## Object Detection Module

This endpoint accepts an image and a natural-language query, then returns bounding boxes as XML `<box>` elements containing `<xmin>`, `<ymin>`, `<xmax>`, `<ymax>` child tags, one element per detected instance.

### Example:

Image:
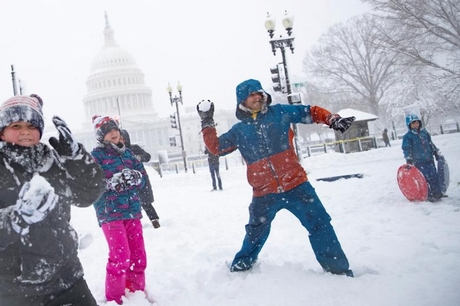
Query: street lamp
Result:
<box><xmin>265</xmin><ymin>11</ymin><xmax>295</xmax><ymax>101</ymax></box>
<box><xmin>264</xmin><ymin>11</ymin><xmax>302</xmax><ymax>159</ymax></box>
<box><xmin>167</xmin><ymin>82</ymin><xmax>188</xmax><ymax>173</ymax></box>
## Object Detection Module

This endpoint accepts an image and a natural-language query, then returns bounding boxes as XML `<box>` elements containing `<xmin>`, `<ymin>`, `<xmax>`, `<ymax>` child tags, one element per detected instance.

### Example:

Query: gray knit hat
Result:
<box><xmin>0</xmin><ymin>94</ymin><xmax>44</xmax><ymax>138</ymax></box>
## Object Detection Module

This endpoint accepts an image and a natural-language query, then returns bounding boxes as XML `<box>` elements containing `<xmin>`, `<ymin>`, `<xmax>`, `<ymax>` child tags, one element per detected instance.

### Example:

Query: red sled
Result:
<box><xmin>397</xmin><ymin>164</ymin><xmax>428</xmax><ymax>202</ymax></box>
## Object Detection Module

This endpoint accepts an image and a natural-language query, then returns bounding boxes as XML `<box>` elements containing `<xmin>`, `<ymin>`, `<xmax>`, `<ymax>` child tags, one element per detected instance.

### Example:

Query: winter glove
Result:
<box><xmin>121</xmin><ymin>168</ymin><xmax>143</xmax><ymax>187</ymax></box>
<box><xmin>108</xmin><ymin>173</ymin><xmax>128</xmax><ymax>192</ymax></box>
<box><xmin>406</xmin><ymin>158</ymin><xmax>413</xmax><ymax>165</ymax></box>
<box><xmin>49</xmin><ymin>116</ymin><xmax>80</xmax><ymax>159</ymax></box>
<box><xmin>328</xmin><ymin>114</ymin><xmax>356</xmax><ymax>133</ymax></box>
<box><xmin>197</xmin><ymin>100</ymin><xmax>215</xmax><ymax>129</ymax></box>
<box><xmin>151</xmin><ymin>219</ymin><xmax>161</xmax><ymax>229</ymax></box>
<box><xmin>434</xmin><ymin>151</ymin><xmax>444</xmax><ymax>161</ymax></box>
<box><xmin>11</xmin><ymin>176</ymin><xmax>59</xmax><ymax>235</ymax></box>
<box><xmin>108</xmin><ymin>169</ymin><xmax>142</xmax><ymax>192</ymax></box>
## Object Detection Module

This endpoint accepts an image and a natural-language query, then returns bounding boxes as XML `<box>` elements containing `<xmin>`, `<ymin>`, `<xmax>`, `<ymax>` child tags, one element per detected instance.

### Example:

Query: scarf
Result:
<box><xmin>97</xmin><ymin>141</ymin><xmax>126</xmax><ymax>155</ymax></box>
<box><xmin>0</xmin><ymin>142</ymin><xmax>55</xmax><ymax>173</ymax></box>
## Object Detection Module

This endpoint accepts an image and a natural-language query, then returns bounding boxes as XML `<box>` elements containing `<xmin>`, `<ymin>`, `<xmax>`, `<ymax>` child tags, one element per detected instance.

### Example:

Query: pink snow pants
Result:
<box><xmin>101</xmin><ymin>219</ymin><xmax>147</xmax><ymax>304</ymax></box>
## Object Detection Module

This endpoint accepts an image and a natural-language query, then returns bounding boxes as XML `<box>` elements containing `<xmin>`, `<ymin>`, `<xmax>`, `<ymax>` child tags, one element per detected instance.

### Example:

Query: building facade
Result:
<box><xmin>73</xmin><ymin>13</ymin><xmax>238</xmax><ymax>163</ymax></box>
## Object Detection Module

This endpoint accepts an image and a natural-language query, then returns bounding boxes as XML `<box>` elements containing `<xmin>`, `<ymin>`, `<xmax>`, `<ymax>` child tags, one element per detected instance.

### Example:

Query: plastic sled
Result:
<box><xmin>397</xmin><ymin>164</ymin><xmax>428</xmax><ymax>202</ymax></box>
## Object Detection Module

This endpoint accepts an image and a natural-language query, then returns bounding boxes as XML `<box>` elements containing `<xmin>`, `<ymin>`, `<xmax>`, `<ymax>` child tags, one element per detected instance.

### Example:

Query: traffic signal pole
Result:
<box><xmin>268</xmin><ymin>43</ymin><xmax>301</xmax><ymax>160</ymax></box>
<box><xmin>265</xmin><ymin>11</ymin><xmax>301</xmax><ymax>160</ymax></box>
<box><xmin>167</xmin><ymin>82</ymin><xmax>188</xmax><ymax>173</ymax></box>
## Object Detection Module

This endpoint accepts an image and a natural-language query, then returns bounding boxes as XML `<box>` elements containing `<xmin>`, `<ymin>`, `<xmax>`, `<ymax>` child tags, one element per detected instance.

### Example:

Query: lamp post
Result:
<box><xmin>11</xmin><ymin>65</ymin><xmax>18</xmax><ymax>95</ymax></box>
<box><xmin>264</xmin><ymin>11</ymin><xmax>302</xmax><ymax>160</ymax></box>
<box><xmin>167</xmin><ymin>82</ymin><xmax>188</xmax><ymax>173</ymax></box>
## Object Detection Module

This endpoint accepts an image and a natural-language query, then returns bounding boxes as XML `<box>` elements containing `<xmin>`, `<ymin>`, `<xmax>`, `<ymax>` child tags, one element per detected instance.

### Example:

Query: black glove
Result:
<box><xmin>11</xmin><ymin>177</ymin><xmax>58</xmax><ymax>235</ymax></box>
<box><xmin>49</xmin><ymin>116</ymin><xmax>80</xmax><ymax>159</ymax></box>
<box><xmin>197</xmin><ymin>100</ymin><xmax>215</xmax><ymax>129</ymax></box>
<box><xmin>434</xmin><ymin>151</ymin><xmax>444</xmax><ymax>161</ymax></box>
<box><xmin>406</xmin><ymin>158</ymin><xmax>413</xmax><ymax>165</ymax></box>
<box><xmin>328</xmin><ymin>114</ymin><xmax>356</xmax><ymax>133</ymax></box>
<box><xmin>151</xmin><ymin>219</ymin><xmax>161</xmax><ymax>229</ymax></box>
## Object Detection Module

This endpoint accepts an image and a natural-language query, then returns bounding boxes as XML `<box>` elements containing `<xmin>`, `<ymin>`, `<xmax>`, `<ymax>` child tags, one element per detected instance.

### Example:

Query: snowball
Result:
<box><xmin>198</xmin><ymin>100</ymin><xmax>212</xmax><ymax>112</ymax></box>
<box><xmin>24</xmin><ymin>175</ymin><xmax>54</xmax><ymax>201</ymax></box>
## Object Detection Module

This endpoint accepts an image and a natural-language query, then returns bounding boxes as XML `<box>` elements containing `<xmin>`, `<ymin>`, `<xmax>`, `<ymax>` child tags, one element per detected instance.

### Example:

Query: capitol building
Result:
<box><xmin>73</xmin><ymin>13</ymin><xmax>237</xmax><ymax>164</ymax></box>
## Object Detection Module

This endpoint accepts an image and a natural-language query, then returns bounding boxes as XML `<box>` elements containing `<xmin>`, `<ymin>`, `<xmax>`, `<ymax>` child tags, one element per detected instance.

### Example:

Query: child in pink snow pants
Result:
<box><xmin>102</xmin><ymin>219</ymin><xmax>147</xmax><ymax>302</ymax></box>
<box><xmin>90</xmin><ymin>115</ymin><xmax>150</xmax><ymax>304</ymax></box>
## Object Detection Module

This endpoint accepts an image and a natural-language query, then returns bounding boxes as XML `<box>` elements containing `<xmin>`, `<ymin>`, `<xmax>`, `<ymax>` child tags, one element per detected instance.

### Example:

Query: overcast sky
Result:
<box><xmin>0</xmin><ymin>0</ymin><xmax>370</xmax><ymax>130</ymax></box>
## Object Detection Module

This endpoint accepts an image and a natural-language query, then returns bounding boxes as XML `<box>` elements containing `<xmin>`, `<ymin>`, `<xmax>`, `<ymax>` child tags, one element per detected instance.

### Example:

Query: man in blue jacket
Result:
<box><xmin>197</xmin><ymin>79</ymin><xmax>355</xmax><ymax>277</ymax></box>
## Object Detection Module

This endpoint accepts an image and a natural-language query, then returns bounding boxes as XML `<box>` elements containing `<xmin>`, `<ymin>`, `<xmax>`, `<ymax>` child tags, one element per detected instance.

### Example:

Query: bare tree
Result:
<box><xmin>362</xmin><ymin>0</ymin><xmax>460</xmax><ymax>107</ymax></box>
<box><xmin>303</xmin><ymin>14</ymin><xmax>404</xmax><ymax>116</ymax></box>
<box><xmin>381</xmin><ymin>65</ymin><xmax>447</xmax><ymax>127</ymax></box>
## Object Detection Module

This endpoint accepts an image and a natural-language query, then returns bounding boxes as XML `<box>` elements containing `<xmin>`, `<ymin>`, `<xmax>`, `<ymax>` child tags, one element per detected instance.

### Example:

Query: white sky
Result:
<box><xmin>0</xmin><ymin>0</ymin><xmax>370</xmax><ymax>129</ymax></box>
<box><xmin>72</xmin><ymin>133</ymin><xmax>460</xmax><ymax>305</ymax></box>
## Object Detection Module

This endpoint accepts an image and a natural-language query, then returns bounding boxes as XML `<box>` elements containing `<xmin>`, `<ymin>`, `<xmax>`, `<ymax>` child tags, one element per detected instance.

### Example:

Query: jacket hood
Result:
<box><xmin>235</xmin><ymin>79</ymin><xmax>272</xmax><ymax>121</ymax></box>
<box><xmin>120</xmin><ymin>129</ymin><xmax>131</xmax><ymax>147</ymax></box>
<box><xmin>405</xmin><ymin>114</ymin><xmax>422</xmax><ymax>130</ymax></box>
<box><xmin>236</xmin><ymin>79</ymin><xmax>272</xmax><ymax>106</ymax></box>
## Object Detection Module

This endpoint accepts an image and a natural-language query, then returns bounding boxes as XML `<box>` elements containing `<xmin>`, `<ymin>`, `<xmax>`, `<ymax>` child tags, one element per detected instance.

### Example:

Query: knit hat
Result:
<box><xmin>0</xmin><ymin>94</ymin><xmax>45</xmax><ymax>138</ymax></box>
<box><xmin>92</xmin><ymin>115</ymin><xmax>119</xmax><ymax>142</ymax></box>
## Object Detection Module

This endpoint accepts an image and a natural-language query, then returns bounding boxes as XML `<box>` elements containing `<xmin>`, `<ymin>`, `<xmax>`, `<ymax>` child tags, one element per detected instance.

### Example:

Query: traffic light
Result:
<box><xmin>169</xmin><ymin>136</ymin><xmax>177</xmax><ymax>146</ymax></box>
<box><xmin>270</xmin><ymin>66</ymin><xmax>282</xmax><ymax>92</ymax></box>
<box><xmin>170</xmin><ymin>113</ymin><xmax>177</xmax><ymax>129</ymax></box>
<box><xmin>270</xmin><ymin>63</ymin><xmax>287</xmax><ymax>93</ymax></box>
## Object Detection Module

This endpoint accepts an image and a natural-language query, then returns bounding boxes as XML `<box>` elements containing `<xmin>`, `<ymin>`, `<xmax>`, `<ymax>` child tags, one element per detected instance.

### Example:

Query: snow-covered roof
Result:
<box><xmin>338</xmin><ymin>108</ymin><xmax>378</xmax><ymax>122</ymax></box>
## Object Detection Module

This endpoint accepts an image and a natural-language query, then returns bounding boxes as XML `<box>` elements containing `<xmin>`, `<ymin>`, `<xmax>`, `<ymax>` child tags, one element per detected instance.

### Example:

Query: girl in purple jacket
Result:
<box><xmin>90</xmin><ymin>115</ymin><xmax>148</xmax><ymax>305</ymax></box>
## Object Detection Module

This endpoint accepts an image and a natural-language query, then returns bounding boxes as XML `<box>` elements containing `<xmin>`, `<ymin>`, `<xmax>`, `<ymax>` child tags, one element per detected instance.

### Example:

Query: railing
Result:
<box><xmin>303</xmin><ymin>136</ymin><xmax>378</xmax><ymax>157</ymax></box>
<box><xmin>146</xmin><ymin>136</ymin><xmax>381</xmax><ymax>176</ymax></box>
<box><xmin>440</xmin><ymin>122</ymin><xmax>460</xmax><ymax>134</ymax></box>
<box><xmin>146</xmin><ymin>154</ymin><xmax>245</xmax><ymax>178</ymax></box>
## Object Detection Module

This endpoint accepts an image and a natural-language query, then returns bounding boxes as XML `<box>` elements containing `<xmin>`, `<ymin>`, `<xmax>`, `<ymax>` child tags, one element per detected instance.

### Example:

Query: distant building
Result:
<box><xmin>73</xmin><ymin>13</ymin><xmax>237</xmax><ymax>162</ymax></box>
<box><xmin>335</xmin><ymin>108</ymin><xmax>378</xmax><ymax>152</ymax></box>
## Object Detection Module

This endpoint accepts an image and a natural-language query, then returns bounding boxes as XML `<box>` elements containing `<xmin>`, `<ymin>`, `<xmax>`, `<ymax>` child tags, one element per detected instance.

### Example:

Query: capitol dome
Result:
<box><xmin>83</xmin><ymin>12</ymin><xmax>157</xmax><ymax>124</ymax></box>
<box><xmin>90</xmin><ymin>45</ymin><xmax>137</xmax><ymax>72</ymax></box>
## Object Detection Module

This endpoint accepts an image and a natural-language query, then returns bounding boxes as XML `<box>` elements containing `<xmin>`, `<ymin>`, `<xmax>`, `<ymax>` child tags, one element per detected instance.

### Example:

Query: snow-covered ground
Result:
<box><xmin>72</xmin><ymin>133</ymin><xmax>460</xmax><ymax>306</ymax></box>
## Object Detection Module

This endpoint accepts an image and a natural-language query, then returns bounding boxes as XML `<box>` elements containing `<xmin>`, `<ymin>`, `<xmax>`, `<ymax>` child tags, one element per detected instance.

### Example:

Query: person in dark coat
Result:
<box><xmin>0</xmin><ymin>94</ymin><xmax>105</xmax><ymax>306</ymax></box>
<box><xmin>402</xmin><ymin>114</ymin><xmax>444</xmax><ymax>202</ymax></box>
<box><xmin>197</xmin><ymin>79</ymin><xmax>355</xmax><ymax>276</ymax></box>
<box><xmin>120</xmin><ymin>129</ymin><xmax>160</xmax><ymax>228</ymax></box>
<box><xmin>205</xmin><ymin>148</ymin><xmax>223</xmax><ymax>191</ymax></box>
<box><xmin>382</xmin><ymin>128</ymin><xmax>391</xmax><ymax>147</ymax></box>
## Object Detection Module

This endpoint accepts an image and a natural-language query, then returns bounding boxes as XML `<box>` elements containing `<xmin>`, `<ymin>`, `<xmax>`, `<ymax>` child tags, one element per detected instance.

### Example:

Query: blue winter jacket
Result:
<box><xmin>203</xmin><ymin>79</ymin><xmax>333</xmax><ymax>197</ymax></box>
<box><xmin>91</xmin><ymin>143</ymin><xmax>146</xmax><ymax>226</ymax></box>
<box><xmin>402</xmin><ymin>114</ymin><xmax>438</xmax><ymax>163</ymax></box>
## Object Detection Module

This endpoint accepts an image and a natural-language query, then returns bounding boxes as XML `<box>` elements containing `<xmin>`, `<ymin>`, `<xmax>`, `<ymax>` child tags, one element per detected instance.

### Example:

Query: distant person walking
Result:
<box><xmin>205</xmin><ymin>148</ymin><xmax>223</xmax><ymax>191</ymax></box>
<box><xmin>382</xmin><ymin>128</ymin><xmax>391</xmax><ymax>147</ymax></box>
<box><xmin>120</xmin><ymin>129</ymin><xmax>160</xmax><ymax>228</ymax></box>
